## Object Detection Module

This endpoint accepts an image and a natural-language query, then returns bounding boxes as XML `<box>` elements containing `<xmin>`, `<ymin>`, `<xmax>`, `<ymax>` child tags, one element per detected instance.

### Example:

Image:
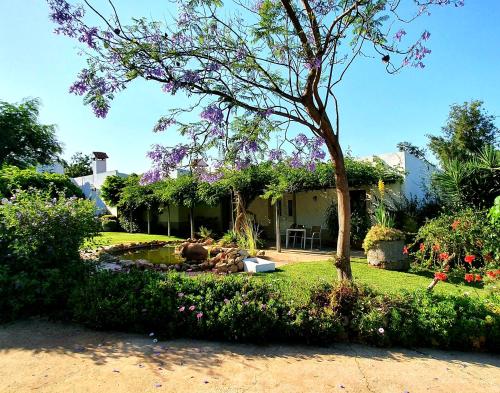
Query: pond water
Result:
<box><xmin>119</xmin><ymin>246</ymin><xmax>183</xmax><ymax>265</ymax></box>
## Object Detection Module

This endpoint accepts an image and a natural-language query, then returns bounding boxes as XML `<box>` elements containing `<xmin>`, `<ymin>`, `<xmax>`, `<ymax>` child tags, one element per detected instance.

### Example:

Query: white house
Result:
<box><xmin>360</xmin><ymin>151</ymin><xmax>436</xmax><ymax>202</ymax></box>
<box><xmin>71</xmin><ymin>152</ymin><xmax>128</xmax><ymax>215</ymax></box>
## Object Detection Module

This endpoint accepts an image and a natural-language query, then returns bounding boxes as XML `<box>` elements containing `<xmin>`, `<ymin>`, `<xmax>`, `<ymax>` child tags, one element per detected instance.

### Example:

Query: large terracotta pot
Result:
<box><xmin>367</xmin><ymin>240</ymin><xmax>409</xmax><ymax>271</ymax></box>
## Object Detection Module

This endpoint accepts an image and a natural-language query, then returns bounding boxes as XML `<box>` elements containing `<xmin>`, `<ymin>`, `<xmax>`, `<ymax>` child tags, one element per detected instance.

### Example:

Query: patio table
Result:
<box><xmin>285</xmin><ymin>228</ymin><xmax>306</xmax><ymax>249</ymax></box>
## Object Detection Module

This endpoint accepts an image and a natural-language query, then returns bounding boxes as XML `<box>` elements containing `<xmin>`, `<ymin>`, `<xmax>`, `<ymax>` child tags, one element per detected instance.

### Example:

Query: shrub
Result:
<box><xmin>414</xmin><ymin>209</ymin><xmax>498</xmax><ymax>269</ymax></box>
<box><xmin>68</xmin><ymin>271</ymin><xmax>500</xmax><ymax>351</ymax></box>
<box><xmin>118</xmin><ymin>214</ymin><xmax>140</xmax><ymax>233</ymax></box>
<box><xmin>100</xmin><ymin>214</ymin><xmax>119</xmax><ymax>231</ymax></box>
<box><xmin>362</xmin><ymin>225</ymin><xmax>405</xmax><ymax>253</ymax></box>
<box><xmin>0</xmin><ymin>191</ymin><xmax>100</xmax><ymax>320</ymax></box>
<box><xmin>0</xmin><ymin>165</ymin><xmax>83</xmax><ymax>198</ymax></box>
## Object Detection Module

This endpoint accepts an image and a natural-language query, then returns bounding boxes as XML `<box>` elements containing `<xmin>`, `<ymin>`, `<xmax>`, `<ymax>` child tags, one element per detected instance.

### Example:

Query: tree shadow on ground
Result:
<box><xmin>0</xmin><ymin>319</ymin><xmax>498</xmax><ymax>376</ymax></box>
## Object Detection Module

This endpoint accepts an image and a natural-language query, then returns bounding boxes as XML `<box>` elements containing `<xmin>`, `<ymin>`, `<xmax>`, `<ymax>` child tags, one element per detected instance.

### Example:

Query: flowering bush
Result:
<box><xmin>414</xmin><ymin>209</ymin><xmax>499</xmax><ymax>268</ymax></box>
<box><xmin>69</xmin><ymin>270</ymin><xmax>500</xmax><ymax>351</ymax></box>
<box><xmin>0</xmin><ymin>191</ymin><xmax>99</xmax><ymax>320</ymax></box>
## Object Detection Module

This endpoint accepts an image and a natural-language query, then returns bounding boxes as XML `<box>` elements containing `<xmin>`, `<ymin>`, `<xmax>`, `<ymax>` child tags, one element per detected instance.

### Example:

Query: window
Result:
<box><xmin>287</xmin><ymin>199</ymin><xmax>293</xmax><ymax>217</ymax></box>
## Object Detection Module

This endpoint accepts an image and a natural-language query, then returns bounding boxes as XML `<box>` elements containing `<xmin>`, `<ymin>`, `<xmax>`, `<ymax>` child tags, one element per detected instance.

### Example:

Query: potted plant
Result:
<box><xmin>362</xmin><ymin>180</ymin><xmax>408</xmax><ymax>271</ymax></box>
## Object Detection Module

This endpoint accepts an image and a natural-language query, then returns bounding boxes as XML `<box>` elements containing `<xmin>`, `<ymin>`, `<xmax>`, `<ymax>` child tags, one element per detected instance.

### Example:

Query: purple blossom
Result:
<box><xmin>206</xmin><ymin>62</ymin><xmax>221</xmax><ymax>72</ymax></box>
<box><xmin>394</xmin><ymin>28</ymin><xmax>406</xmax><ymax>42</ymax></box>
<box><xmin>182</xmin><ymin>70</ymin><xmax>201</xmax><ymax>84</ymax></box>
<box><xmin>162</xmin><ymin>81</ymin><xmax>177</xmax><ymax>94</ymax></box>
<box><xmin>293</xmin><ymin>133</ymin><xmax>309</xmax><ymax>147</ymax></box>
<box><xmin>200</xmin><ymin>105</ymin><xmax>223</xmax><ymax>125</ymax></box>
<box><xmin>269</xmin><ymin>149</ymin><xmax>285</xmax><ymax>162</ymax></box>
<box><xmin>305</xmin><ymin>57</ymin><xmax>321</xmax><ymax>70</ymax></box>
<box><xmin>199</xmin><ymin>171</ymin><xmax>223</xmax><ymax>183</ymax></box>
<box><xmin>421</xmin><ymin>30</ymin><xmax>431</xmax><ymax>41</ymax></box>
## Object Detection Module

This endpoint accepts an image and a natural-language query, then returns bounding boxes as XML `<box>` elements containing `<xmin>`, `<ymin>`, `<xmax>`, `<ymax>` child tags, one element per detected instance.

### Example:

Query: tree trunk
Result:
<box><xmin>189</xmin><ymin>206</ymin><xmax>195</xmax><ymax>239</ymax></box>
<box><xmin>325</xmin><ymin>136</ymin><xmax>352</xmax><ymax>281</ymax></box>
<box><xmin>167</xmin><ymin>204</ymin><xmax>171</xmax><ymax>237</ymax></box>
<box><xmin>234</xmin><ymin>190</ymin><xmax>246</xmax><ymax>234</ymax></box>
<box><xmin>275</xmin><ymin>201</ymin><xmax>281</xmax><ymax>253</ymax></box>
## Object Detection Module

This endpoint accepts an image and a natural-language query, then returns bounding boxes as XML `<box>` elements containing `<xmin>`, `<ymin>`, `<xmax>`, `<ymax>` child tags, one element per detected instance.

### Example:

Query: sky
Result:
<box><xmin>1</xmin><ymin>0</ymin><xmax>499</xmax><ymax>174</ymax></box>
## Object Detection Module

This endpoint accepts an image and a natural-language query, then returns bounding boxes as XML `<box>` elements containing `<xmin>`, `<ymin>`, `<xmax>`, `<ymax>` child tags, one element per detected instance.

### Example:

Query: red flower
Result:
<box><xmin>419</xmin><ymin>243</ymin><xmax>425</xmax><ymax>252</ymax></box>
<box><xmin>402</xmin><ymin>246</ymin><xmax>409</xmax><ymax>255</ymax></box>
<box><xmin>486</xmin><ymin>271</ymin><xmax>496</xmax><ymax>279</ymax></box>
<box><xmin>464</xmin><ymin>274</ymin><xmax>474</xmax><ymax>283</ymax></box>
<box><xmin>464</xmin><ymin>255</ymin><xmax>476</xmax><ymax>264</ymax></box>
<box><xmin>451</xmin><ymin>220</ymin><xmax>460</xmax><ymax>230</ymax></box>
<box><xmin>475</xmin><ymin>274</ymin><xmax>482</xmax><ymax>282</ymax></box>
<box><xmin>434</xmin><ymin>272</ymin><xmax>447</xmax><ymax>281</ymax></box>
<box><xmin>432</xmin><ymin>244</ymin><xmax>440</xmax><ymax>252</ymax></box>
<box><xmin>438</xmin><ymin>252</ymin><xmax>449</xmax><ymax>261</ymax></box>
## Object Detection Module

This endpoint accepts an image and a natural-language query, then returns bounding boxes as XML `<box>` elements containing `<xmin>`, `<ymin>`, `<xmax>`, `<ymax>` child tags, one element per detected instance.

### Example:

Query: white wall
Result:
<box><xmin>72</xmin><ymin>170</ymin><xmax>127</xmax><ymax>215</ymax></box>
<box><xmin>359</xmin><ymin>151</ymin><xmax>435</xmax><ymax>202</ymax></box>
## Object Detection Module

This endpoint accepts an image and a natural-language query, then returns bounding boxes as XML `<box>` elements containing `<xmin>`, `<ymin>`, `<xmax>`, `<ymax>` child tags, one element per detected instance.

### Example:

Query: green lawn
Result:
<box><xmin>82</xmin><ymin>233</ymin><xmax>487</xmax><ymax>304</ymax></box>
<box><xmin>83</xmin><ymin>231</ymin><xmax>183</xmax><ymax>249</ymax></box>
<box><xmin>257</xmin><ymin>258</ymin><xmax>487</xmax><ymax>305</ymax></box>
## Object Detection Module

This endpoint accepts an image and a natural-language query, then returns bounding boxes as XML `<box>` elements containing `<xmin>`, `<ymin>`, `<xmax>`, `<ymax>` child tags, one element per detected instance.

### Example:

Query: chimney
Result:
<box><xmin>92</xmin><ymin>152</ymin><xmax>108</xmax><ymax>175</ymax></box>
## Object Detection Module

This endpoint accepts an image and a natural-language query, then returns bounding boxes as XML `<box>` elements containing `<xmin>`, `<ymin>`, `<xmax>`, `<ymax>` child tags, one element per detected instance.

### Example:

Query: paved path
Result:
<box><xmin>0</xmin><ymin>320</ymin><xmax>498</xmax><ymax>393</ymax></box>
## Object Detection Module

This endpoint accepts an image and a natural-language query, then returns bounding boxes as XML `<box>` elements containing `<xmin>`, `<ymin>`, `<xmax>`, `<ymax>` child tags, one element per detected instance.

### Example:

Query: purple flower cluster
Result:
<box><xmin>141</xmin><ymin>144</ymin><xmax>188</xmax><ymax>184</ymax></box>
<box><xmin>200</xmin><ymin>105</ymin><xmax>223</xmax><ymax>125</ymax></box>
<box><xmin>305</xmin><ymin>57</ymin><xmax>322</xmax><ymax>70</ymax></box>
<box><xmin>394</xmin><ymin>28</ymin><xmax>407</xmax><ymax>42</ymax></box>
<box><xmin>268</xmin><ymin>149</ymin><xmax>285</xmax><ymax>162</ymax></box>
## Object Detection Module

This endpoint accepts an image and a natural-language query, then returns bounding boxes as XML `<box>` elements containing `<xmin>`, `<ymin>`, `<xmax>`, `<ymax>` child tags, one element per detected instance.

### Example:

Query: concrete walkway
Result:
<box><xmin>262</xmin><ymin>247</ymin><xmax>365</xmax><ymax>265</ymax></box>
<box><xmin>0</xmin><ymin>320</ymin><xmax>498</xmax><ymax>393</ymax></box>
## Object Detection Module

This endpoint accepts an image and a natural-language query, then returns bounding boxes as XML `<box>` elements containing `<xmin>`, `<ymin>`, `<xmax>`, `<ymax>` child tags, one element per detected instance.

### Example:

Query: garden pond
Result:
<box><xmin>118</xmin><ymin>246</ymin><xmax>183</xmax><ymax>265</ymax></box>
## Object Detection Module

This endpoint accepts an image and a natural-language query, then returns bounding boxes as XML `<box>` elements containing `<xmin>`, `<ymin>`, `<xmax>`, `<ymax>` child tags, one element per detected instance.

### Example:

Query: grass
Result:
<box><xmin>257</xmin><ymin>258</ymin><xmax>488</xmax><ymax>305</ymax></box>
<box><xmin>82</xmin><ymin>233</ymin><xmax>489</xmax><ymax>305</ymax></box>
<box><xmin>83</xmin><ymin>231</ymin><xmax>183</xmax><ymax>249</ymax></box>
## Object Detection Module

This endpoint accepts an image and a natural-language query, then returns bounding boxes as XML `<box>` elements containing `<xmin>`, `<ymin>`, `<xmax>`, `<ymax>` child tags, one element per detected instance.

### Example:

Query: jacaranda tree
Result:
<box><xmin>48</xmin><ymin>0</ymin><xmax>464</xmax><ymax>280</ymax></box>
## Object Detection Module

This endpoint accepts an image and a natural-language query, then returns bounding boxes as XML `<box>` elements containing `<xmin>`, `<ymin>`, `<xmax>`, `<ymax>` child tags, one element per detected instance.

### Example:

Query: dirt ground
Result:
<box><xmin>0</xmin><ymin>320</ymin><xmax>498</xmax><ymax>393</ymax></box>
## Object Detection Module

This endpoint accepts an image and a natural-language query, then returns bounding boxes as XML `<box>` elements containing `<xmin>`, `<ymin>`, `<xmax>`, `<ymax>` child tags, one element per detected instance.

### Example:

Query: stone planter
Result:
<box><xmin>367</xmin><ymin>240</ymin><xmax>409</xmax><ymax>271</ymax></box>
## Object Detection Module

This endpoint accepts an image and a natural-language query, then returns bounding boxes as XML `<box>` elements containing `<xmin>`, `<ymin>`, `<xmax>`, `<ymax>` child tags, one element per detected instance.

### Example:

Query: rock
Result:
<box><xmin>237</xmin><ymin>261</ymin><xmax>244</xmax><ymax>271</ymax></box>
<box><xmin>159</xmin><ymin>264</ymin><xmax>168</xmax><ymax>271</ymax></box>
<box><xmin>228</xmin><ymin>264</ymin><xmax>238</xmax><ymax>273</ymax></box>
<box><xmin>257</xmin><ymin>250</ymin><xmax>265</xmax><ymax>256</ymax></box>
<box><xmin>120</xmin><ymin>260</ymin><xmax>135</xmax><ymax>268</ymax></box>
<box><xmin>181</xmin><ymin>243</ymin><xmax>208</xmax><ymax>261</ymax></box>
<box><xmin>238</xmin><ymin>250</ymin><xmax>249</xmax><ymax>258</ymax></box>
<box><xmin>203</xmin><ymin>238</ymin><xmax>214</xmax><ymax>246</ymax></box>
<box><xmin>215</xmin><ymin>261</ymin><xmax>228</xmax><ymax>269</ymax></box>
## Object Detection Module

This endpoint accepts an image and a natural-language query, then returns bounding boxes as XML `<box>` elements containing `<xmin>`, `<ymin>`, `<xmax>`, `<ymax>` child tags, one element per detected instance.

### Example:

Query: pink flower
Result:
<box><xmin>177</xmin><ymin>292</ymin><xmax>184</xmax><ymax>298</ymax></box>
<box><xmin>402</xmin><ymin>246</ymin><xmax>409</xmax><ymax>255</ymax></box>
<box><xmin>196</xmin><ymin>312</ymin><xmax>203</xmax><ymax>320</ymax></box>
<box><xmin>178</xmin><ymin>306</ymin><xmax>185</xmax><ymax>312</ymax></box>
<box><xmin>224</xmin><ymin>298</ymin><xmax>230</xmax><ymax>304</ymax></box>
<box><xmin>189</xmin><ymin>305</ymin><xmax>195</xmax><ymax>311</ymax></box>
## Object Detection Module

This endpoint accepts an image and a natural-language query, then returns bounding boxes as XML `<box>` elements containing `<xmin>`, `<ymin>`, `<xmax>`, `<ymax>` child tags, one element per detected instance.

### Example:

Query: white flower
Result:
<box><xmin>149</xmin><ymin>332</ymin><xmax>155</xmax><ymax>337</ymax></box>
<box><xmin>378</xmin><ymin>327</ymin><xmax>385</xmax><ymax>334</ymax></box>
<box><xmin>1</xmin><ymin>198</ymin><xmax>9</xmax><ymax>205</ymax></box>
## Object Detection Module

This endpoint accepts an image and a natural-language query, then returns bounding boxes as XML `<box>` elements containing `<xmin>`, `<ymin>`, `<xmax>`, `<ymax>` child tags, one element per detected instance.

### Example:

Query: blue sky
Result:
<box><xmin>1</xmin><ymin>0</ymin><xmax>499</xmax><ymax>174</ymax></box>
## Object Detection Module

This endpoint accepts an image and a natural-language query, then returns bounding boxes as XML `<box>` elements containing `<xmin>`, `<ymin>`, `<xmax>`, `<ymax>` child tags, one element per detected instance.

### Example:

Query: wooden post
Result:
<box><xmin>275</xmin><ymin>202</ymin><xmax>281</xmax><ymax>253</ymax></box>
<box><xmin>189</xmin><ymin>206</ymin><xmax>195</xmax><ymax>239</ymax></box>
<box><xmin>147</xmin><ymin>207</ymin><xmax>151</xmax><ymax>234</ymax></box>
<box><xmin>167</xmin><ymin>204</ymin><xmax>171</xmax><ymax>237</ymax></box>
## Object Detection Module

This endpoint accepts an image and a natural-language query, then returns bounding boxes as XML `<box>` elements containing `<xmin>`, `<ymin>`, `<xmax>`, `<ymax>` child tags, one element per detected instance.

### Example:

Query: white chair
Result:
<box><xmin>305</xmin><ymin>226</ymin><xmax>322</xmax><ymax>250</ymax></box>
